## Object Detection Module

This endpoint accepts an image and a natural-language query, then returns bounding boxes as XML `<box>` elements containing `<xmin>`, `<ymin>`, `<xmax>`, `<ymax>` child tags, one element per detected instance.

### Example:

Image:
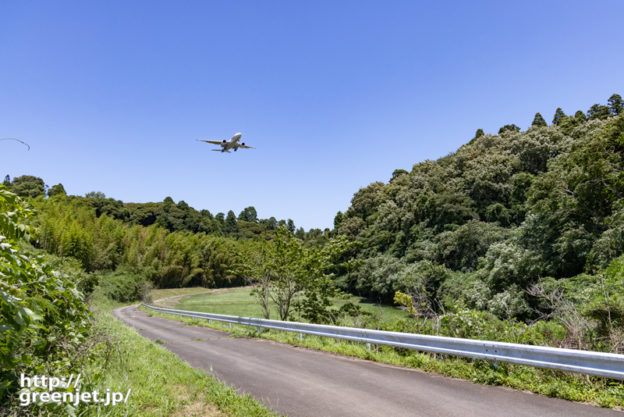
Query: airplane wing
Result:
<box><xmin>212</xmin><ymin>149</ymin><xmax>231</xmax><ymax>153</ymax></box>
<box><xmin>197</xmin><ymin>139</ymin><xmax>223</xmax><ymax>145</ymax></box>
<box><xmin>239</xmin><ymin>145</ymin><xmax>255</xmax><ymax>149</ymax></box>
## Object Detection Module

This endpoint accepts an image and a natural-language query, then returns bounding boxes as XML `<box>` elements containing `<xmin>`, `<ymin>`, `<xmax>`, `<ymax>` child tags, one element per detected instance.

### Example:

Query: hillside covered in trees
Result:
<box><xmin>334</xmin><ymin>94</ymin><xmax>624</xmax><ymax>325</ymax></box>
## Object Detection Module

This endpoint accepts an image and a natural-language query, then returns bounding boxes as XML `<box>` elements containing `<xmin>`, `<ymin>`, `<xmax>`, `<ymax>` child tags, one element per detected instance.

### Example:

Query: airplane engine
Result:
<box><xmin>222</xmin><ymin>139</ymin><xmax>226</xmax><ymax>143</ymax></box>
<box><xmin>241</xmin><ymin>142</ymin><xmax>245</xmax><ymax>146</ymax></box>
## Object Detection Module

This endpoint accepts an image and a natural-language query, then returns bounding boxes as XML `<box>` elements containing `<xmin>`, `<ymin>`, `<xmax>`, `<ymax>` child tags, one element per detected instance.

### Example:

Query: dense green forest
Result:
<box><xmin>331</xmin><ymin>94</ymin><xmax>624</xmax><ymax>352</ymax></box>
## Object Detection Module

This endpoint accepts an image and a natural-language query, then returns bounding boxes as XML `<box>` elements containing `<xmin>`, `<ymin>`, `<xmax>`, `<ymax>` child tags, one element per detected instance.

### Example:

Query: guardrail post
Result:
<box><xmin>229</xmin><ymin>323</ymin><xmax>232</xmax><ymax>329</ymax></box>
<box><xmin>366</xmin><ymin>343</ymin><xmax>371</xmax><ymax>351</ymax></box>
<box><xmin>299</xmin><ymin>333</ymin><xmax>303</xmax><ymax>341</ymax></box>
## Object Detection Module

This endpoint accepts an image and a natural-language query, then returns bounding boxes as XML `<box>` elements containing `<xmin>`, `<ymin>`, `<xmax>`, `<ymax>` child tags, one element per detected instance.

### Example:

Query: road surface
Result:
<box><xmin>113</xmin><ymin>305</ymin><xmax>622</xmax><ymax>417</ymax></box>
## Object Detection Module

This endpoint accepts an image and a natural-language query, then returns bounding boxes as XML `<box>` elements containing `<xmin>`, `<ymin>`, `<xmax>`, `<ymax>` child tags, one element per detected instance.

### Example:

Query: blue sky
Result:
<box><xmin>1</xmin><ymin>1</ymin><xmax>623</xmax><ymax>230</ymax></box>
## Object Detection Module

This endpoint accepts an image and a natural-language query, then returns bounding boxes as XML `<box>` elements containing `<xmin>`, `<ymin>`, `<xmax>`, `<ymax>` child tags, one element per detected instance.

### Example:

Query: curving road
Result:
<box><xmin>113</xmin><ymin>305</ymin><xmax>622</xmax><ymax>417</ymax></box>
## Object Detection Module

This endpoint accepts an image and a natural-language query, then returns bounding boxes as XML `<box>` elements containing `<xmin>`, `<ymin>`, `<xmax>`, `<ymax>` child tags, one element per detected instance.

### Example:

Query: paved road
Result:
<box><xmin>113</xmin><ymin>305</ymin><xmax>622</xmax><ymax>417</ymax></box>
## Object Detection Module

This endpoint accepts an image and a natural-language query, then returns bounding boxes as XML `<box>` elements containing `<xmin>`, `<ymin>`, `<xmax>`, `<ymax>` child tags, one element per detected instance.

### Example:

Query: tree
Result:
<box><xmin>3</xmin><ymin>175</ymin><xmax>9</xmax><ymax>186</ymax></box>
<box><xmin>391</xmin><ymin>169</ymin><xmax>408</xmax><ymax>182</ymax></box>
<box><xmin>498</xmin><ymin>124</ymin><xmax>520</xmax><ymax>134</ymax></box>
<box><xmin>552</xmin><ymin>107</ymin><xmax>566</xmax><ymax>125</ymax></box>
<box><xmin>47</xmin><ymin>183</ymin><xmax>66</xmax><ymax>197</ymax></box>
<box><xmin>531</xmin><ymin>113</ymin><xmax>547</xmax><ymax>127</ymax></box>
<box><xmin>238</xmin><ymin>206</ymin><xmax>258</xmax><ymax>223</ymax></box>
<box><xmin>85</xmin><ymin>191</ymin><xmax>106</xmax><ymax>199</ymax></box>
<box><xmin>474</xmin><ymin>129</ymin><xmax>485</xmax><ymax>139</ymax></box>
<box><xmin>9</xmin><ymin>175</ymin><xmax>46</xmax><ymax>198</ymax></box>
<box><xmin>608</xmin><ymin>94</ymin><xmax>623</xmax><ymax>115</ymax></box>
<box><xmin>286</xmin><ymin>218</ymin><xmax>295</xmax><ymax>233</ymax></box>
<box><xmin>243</xmin><ymin>226</ymin><xmax>353</xmax><ymax>322</ymax></box>
<box><xmin>574</xmin><ymin>110</ymin><xmax>587</xmax><ymax>122</ymax></box>
<box><xmin>333</xmin><ymin>211</ymin><xmax>344</xmax><ymax>229</ymax></box>
<box><xmin>225</xmin><ymin>210</ymin><xmax>238</xmax><ymax>234</ymax></box>
<box><xmin>587</xmin><ymin>104</ymin><xmax>611</xmax><ymax>120</ymax></box>
<box><xmin>243</xmin><ymin>227</ymin><xmax>305</xmax><ymax>320</ymax></box>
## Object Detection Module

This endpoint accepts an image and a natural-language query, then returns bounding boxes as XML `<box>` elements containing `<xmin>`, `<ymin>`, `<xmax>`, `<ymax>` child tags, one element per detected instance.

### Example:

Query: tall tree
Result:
<box><xmin>531</xmin><ymin>113</ymin><xmax>547</xmax><ymax>127</ymax></box>
<box><xmin>238</xmin><ymin>206</ymin><xmax>258</xmax><ymax>222</ymax></box>
<box><xmin>47</xmin><ymin>183</ymin><xmax>66</xmax><ymax>197</ymax></box>
<box><xmin>552</xmin><ymin>107</ymin><xmax>566</xmax><ymax>125</ymax></box>
<box><xmin>474</xmin><ymin>128</ymin><xmax>485</xmax><ymax>139</ymax></box>
<box><xmin>287</xmin><ymin>219</ymin><xmax>295</xmax><ymax>233</ymax></box>
<box><xmin>587</xmin><ymin>104</ymin><xmax>611</xmax><ymax>120</ymax></box>
<box><xmin>225</xmin><ymin>210</ymin><xmax>238</xmax><ymax>234</ymax></box>
<box><xmin>608</xmin><ymin>94</ymin><xmax>623</xmax><ymax>116</ymax></box>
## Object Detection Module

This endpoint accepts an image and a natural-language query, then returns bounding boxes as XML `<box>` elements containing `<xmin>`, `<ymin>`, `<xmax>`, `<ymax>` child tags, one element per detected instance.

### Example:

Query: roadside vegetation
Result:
<box><xmin>0</xmin><ymin>187</ymin><xmax>275</xmax><ymax>416</ymax></box>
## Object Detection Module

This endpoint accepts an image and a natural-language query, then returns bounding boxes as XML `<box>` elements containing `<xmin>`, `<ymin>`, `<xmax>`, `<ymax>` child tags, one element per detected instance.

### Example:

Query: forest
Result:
<box><xmin>2</xmin><ymin>93</ymin><xmax>624</xmax><ymax>412</ymax></box>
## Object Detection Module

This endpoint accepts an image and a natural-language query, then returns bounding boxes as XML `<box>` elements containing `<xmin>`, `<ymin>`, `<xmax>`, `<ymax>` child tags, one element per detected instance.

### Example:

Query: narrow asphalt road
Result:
<box><xmin>113</xmin><ymin>305</ymin><xmax>622</xmax><ymax>417</ymax></box>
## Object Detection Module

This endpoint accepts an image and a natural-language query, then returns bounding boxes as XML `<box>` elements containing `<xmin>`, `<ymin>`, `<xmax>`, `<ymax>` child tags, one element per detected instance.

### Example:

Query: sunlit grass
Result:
<box><xmin>171</xmin><ymin>286</ymin><xmax>411</xmax><ymax>324</ymax></box>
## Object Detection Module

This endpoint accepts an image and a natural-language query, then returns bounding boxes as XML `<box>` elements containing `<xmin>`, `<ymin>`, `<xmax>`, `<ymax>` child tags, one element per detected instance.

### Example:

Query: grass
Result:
<box><xmin>78</xmin><ymin>293</ymin><xmax>277</xmax><ymax>417</ymax></box>
<box><xmin>143</xmin><ymin>287</ymin><xmax>624</xmax><ymax>411</ymax></box>
<box><xmin>173</xmin><ymin>286</ymin><xmax>411</xmax><ymax>324</ymax></box>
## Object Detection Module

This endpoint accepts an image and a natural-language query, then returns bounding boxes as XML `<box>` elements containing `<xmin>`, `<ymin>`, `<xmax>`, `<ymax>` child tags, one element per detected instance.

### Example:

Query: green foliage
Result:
<box><xmin>531</xmin><ymin>112</ymin><xmax>547</xmax><ymax>127</ymax></box>
<box><xmin>0</xmin><ymin>186</ymin><xmax>91</xmax><ymax>402</ymax></box>
<box><xmin>574</xmin><ymin>110</ymin><xmax>587</xmax><ymax>122</ymax></box>
<box><xmin>238</xmin><ymin>206</ymin><xmax>258</xmax><ymax>222</ymax></box>
<box><xmin>587</xmin><ymin>103</ymin><xmax>612</xmax><ymax>120</ymax></box>
<box><xmin>552</xmin><ymin>107</ymin><xmax>567</xmax><ymax>125</ymax></box>
<box><xmin>335</xmin><ymin>94</ymin><xmax>624</xmax><ymax>324</ymax></box>
<box><xmin>47</xmin><ymin>183</ymin><xmax>66</xmax><ymax>197</ymax></box>
<box><xmin>243</xmin><ymin>227</ymin><xmax>354</xmax><ymax>322</ymax></box>
<box><xmin>5</xmin><ymin>175</ymin><xmax>46</xmax><ymax>198</ymax></box>
<box><xmin>96</xmin><ymin>269</ymin><xmax>148</xmax><ymax>302</ymax></box>
<box><xmin>608</xmin><ymin>93</ymin><xmax>623</xmax><ymax>115</ymax></box>
<box><xmin>498</xmin><ymin>124</ymin><xmax>520</xmax><ymax>134</ymax></box>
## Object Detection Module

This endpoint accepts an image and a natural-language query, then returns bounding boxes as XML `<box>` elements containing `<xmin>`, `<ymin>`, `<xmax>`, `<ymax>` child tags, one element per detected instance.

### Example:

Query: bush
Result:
<box><xmin>96</xmin><ymin>269</ymin><xmax>147</xmax><ymax>302</ymax></box>
<box><xmin>0</xmin><ymin>186</ymin><xmax>92</xmax><ymax>404</ymax></box>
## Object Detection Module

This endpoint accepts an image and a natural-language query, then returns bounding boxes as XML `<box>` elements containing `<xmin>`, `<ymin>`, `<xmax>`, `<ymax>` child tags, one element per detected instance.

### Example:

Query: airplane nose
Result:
<box><xmin>233</xmin><ymin>132</ymin><xmax>242</xmax><ymax>139</ymax></box>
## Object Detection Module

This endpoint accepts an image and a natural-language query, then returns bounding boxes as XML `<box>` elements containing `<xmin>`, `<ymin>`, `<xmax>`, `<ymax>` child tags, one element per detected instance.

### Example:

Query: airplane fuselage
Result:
<box><xmin>219</xmin><ymin>132</ymin><xmax>243</xmax><ymax>152</ymax></box>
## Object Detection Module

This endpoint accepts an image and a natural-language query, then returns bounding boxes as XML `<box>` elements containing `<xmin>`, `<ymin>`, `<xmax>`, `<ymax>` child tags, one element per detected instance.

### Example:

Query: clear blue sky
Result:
<box><xmin>1</xmin><ymin>1</ymin><xmax>623</xmax><ymax>230</ymax></box>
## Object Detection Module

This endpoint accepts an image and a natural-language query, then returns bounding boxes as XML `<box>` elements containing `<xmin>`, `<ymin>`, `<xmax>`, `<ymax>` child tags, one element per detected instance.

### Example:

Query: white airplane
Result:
<box><xmin>196</xmin><ymin>132</ymin><xmax>254</xmax><ymax>153</ymax></box>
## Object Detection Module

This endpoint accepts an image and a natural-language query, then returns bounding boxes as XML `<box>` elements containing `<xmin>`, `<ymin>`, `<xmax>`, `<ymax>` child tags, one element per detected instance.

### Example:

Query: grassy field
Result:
<box><xmin>78</xmin><ymin>293</ymin><xmax>277</xmax><ymax>417</ymax></box>
<box><xmin>170</xmin><ymin>286</ymin><xmax>411</xmax><ymax>324</ymax></box>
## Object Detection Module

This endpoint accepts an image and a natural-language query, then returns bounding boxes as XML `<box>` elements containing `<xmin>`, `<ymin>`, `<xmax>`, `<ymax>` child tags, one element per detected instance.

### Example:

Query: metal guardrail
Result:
<box><xmin>141</xmin><ymin>303</ymin><xmax>624</xmax><ymax>380</ymax></box>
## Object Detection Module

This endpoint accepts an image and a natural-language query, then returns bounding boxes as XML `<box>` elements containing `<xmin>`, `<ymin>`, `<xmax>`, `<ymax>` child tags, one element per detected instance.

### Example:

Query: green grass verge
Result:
<box><xmin>141</xmin><ymin>299</ymin><xmax>624</xmax><ymax>411</ymax></box>
<box><xmin>80</xmin><ymin>294</ymin><xmax>277</xmax><ymax>417</ymax></box>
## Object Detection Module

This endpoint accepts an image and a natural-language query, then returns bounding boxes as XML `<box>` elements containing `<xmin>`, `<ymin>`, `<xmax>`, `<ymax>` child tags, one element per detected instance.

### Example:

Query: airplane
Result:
<box><xmin>196</xmin><ymin>132</ymin><xmax>254</xmax><ymax>153</ymax></box>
